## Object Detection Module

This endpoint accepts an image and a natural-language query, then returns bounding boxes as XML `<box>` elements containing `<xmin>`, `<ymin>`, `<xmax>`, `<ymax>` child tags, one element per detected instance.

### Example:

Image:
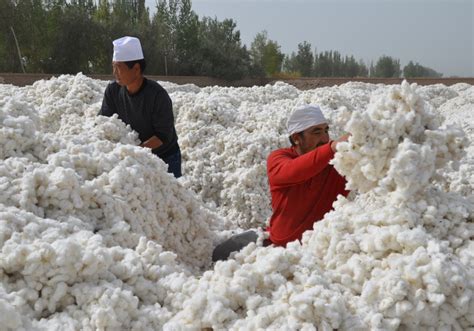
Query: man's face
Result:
<box><xmin>112</xmin><ymin>61</ymin><xmax>139</xmax><ymax>86</ymax></box>
<box><xmin>293</xmin><ymin>123</ymin><xmax>330</xmax><ymax>154</ymax></box>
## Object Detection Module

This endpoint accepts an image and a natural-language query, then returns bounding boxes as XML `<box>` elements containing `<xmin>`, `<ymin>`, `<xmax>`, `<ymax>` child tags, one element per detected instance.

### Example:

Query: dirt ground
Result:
<box><xmin>273</xmin><ymin>77</ymin><xmax>474</xmax><ymax>89</ymax></box>
<box><xmin>1</xmin><ymin>73</ymin><xmax>473</xmax><ymax>89</ymax></box>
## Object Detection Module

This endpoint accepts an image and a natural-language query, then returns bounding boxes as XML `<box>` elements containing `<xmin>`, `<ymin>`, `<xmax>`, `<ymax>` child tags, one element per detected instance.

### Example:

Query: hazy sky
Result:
<box><xmin>146</xmin><ymin>0</ymin><xmax>474</xmax><ymax>77</ymax></box>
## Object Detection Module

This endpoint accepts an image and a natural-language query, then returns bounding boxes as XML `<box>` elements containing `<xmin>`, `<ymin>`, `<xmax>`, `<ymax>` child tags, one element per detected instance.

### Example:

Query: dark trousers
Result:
<box><xmin>161</xmin><ymin>148</ymin><xmax>182</xmax><ymax>178</ymax></box>
<box><xmin>212</xmin><ymin>230</ymin><xmax>272</xmax><ymax>262</ymax></box>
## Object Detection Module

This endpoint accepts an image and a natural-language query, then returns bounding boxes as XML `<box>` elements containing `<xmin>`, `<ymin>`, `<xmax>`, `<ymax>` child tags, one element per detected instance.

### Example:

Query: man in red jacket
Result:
<box><xmin>212</xmin><ymin>105</ymin><xmax>349</xmax><ymax>261</ymax></box>
<box><xmin>266</xmin><ymin>105</ymin><xmax>350</xmax><ymax>246</ymax></box>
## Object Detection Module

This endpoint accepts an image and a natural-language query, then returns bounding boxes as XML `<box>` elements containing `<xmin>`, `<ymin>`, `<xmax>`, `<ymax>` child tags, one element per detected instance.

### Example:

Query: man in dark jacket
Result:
<box><xmin>99</xmin><ymin>36</ymin><xmax>181</xmax><ymax>178</ymax></box>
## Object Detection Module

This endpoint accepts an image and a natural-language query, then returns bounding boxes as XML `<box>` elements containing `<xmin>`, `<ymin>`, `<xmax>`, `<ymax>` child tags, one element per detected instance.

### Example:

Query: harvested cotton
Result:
<box><xmin>163</xmin><ymin>81</ymin><xmax>473</xmax><ymax>330</ymax></box>
<box><xmin>0</xmin><ymin>74</ymin><xmax>473</xmax><ymax>330</ymax></box>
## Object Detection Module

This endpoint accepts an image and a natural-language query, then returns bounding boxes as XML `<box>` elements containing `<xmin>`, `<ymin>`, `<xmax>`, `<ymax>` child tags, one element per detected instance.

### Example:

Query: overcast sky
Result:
<box><xmin>146</xmin><ymin>0</ymin><xmax>473</xmax><ymax>77</ymax></box>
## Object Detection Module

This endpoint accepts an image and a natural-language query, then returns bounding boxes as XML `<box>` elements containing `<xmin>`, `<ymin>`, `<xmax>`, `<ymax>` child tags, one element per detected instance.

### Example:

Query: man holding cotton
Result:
<box><xmin>266</xmin><ymin>105</ymin><xmax>350</xmax><ymax>246</ymax></box>
<box><xmin>99</xmin><ymin>36</ymin><xmax>182</xmax><ymax>178</ymax></box>
<box><xmin>212</xmin><ymin>105</ymin><xmax>349</xmax><ymax>261</ymax></box>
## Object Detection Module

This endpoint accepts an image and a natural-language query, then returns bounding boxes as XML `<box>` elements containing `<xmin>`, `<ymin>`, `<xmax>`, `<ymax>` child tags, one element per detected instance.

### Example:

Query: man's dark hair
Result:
<box><xmin>289</xmin><ymin>132</ymin><xmax>304</xmax><ymax>146</ymax></box>
<box><xmin>125</xmin><ymin>59</ymin><xmax>146</xmax><ymax>74</ymax></box>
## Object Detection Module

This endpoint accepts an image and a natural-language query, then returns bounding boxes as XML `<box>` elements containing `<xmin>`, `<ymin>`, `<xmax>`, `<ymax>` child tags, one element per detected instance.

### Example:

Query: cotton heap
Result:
<box><xmin>0</xmin><ymin>75</ymin><xmax>472</xmax><ymax>330</ymax></box>
<box><xmin>0</xmin><ymin>74</ymin><xmax>222</xmax><ymax>329</ymax></box>
<box><xmin>311</xmin><ymin>81</ymin><xmax>473</xmax><ymax>329</ymax></box>
<box><xmin>161</xmin><ymin>81</ymin><xmax>473</xmax><ymax>330</ymax></box>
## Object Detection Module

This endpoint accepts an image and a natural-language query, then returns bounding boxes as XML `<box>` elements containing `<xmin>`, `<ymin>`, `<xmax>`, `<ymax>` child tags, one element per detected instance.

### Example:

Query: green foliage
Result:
<box><xmin>314</xmin><ymin>51</ymin><xmax>331</xmax><ymax>76</ymax></box>
<box><xmin>372</xmin><ymin>55</ymin><xmax>401</xmax><ymax>78</ymax></box>
<box><xmin>403</xmin><ymin>61</ymin><xmax>442</xmax><ymax>78</ymax></box>
<box><xmin>283</xmin><ymin>42</ymin><xmax>321</xmax><ymax>77</ymax></box>
<box><xmin>151</xmin><ymin>0</ymin><xmax>198</xmax><ymax>76</ymax></box>
<box><xmin>0</xmin><ymin>0</ymin><xmax>17</xmax><ymax>71</ymax></box>
<box><xmin>283</xmin><ymin>47</ymin><xmax>369</xmax><ymax>78</ymax></box>
<box><xmin>43</xmin><ymin>2</ymin><xmax>103</xmax><ymax>74</ymax></box>
<box><xmin>357</xmin><ymin>59</ymin><xmax>369</xmax><ymax>77</ymax></box>
<box><xmin>250</xmin><ymin>31</ymin><xmax>284</xmax><ymax>77</ymax></box>
<box><xmin>0</xmin><ymin>0</ymin><xmax>442</xmax><ymax>80</ymax></box>
<box><xmin>10</xmin><ymin>0</ymin><xmax>50</xmax><ymax>72</ymax></box>
<box><xmin>272</xmin><ymin>71</ymin><xmax>301</xmax><ymax>79</ymax></box>
<box><xmin>295</xmin><ymin>41</ymin><xmax>313</xmax><ymax>77</ymax></box>
<box><xmin>197</xmin><ymin>17</ymin><xmax>251</xmax><ymax>80</ymax></box>
<box><xmin>175</xmin><ymin>0</ymin><xmax>200</xmax><ymax>75</ymax></box>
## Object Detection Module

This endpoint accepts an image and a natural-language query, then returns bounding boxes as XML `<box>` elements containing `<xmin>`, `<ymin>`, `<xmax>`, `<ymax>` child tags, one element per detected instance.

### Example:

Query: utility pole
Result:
<box><xmin>10</xmin><ymin>26</ymin><xmax>26</xmax><ymax>73</ymax></box>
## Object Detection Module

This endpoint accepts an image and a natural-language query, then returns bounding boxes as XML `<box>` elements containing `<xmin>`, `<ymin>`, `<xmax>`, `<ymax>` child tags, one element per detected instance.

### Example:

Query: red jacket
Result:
<box><xmin>266</xmin><ymin>142</ymin><xmax>348</xmax><ymax>246</ymax></box>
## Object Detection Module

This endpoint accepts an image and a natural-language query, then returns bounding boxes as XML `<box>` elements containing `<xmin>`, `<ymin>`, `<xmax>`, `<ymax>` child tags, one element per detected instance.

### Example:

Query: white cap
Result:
<box><xmin>112</xmin><ymin>36</ymin><xmax>144</xmax><ymax>62</ymax></box>
<box><xmin>287</xmin><ymin>105</ymin><xmax>327</xmax><ymax>135</ymax></box>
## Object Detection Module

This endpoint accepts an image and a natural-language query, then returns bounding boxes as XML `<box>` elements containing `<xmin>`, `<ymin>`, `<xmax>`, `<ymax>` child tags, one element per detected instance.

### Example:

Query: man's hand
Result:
<box><xmin>140</xmin><ymin>136</ymin><xmax>163</xmax><ymax>150</ymax></box>
<box><xmin>331</xmin><ymin>133</ymin><xmax>350</xmax><ymax>152</ymax></box>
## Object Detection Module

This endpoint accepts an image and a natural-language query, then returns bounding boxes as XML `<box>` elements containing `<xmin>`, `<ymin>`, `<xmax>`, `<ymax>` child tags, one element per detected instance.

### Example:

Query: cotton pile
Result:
<box><xmin>0</xmin><ymin>74</ymin><xmax>221</xmax><ymax>329</ymax></box>
<box><xmin>164</xmin><ymin>81</ymin><xmax>473</xmax><ymax>330</ymax></box>
<box><xmin>0</xmin><ymin>74</ymin><xmax>472</xmax><ymax>330</ymax></box>
<box><xmin>432</xmin><ymin>83</ymin><xmax>474</xmax><ymax>197</ymax></box>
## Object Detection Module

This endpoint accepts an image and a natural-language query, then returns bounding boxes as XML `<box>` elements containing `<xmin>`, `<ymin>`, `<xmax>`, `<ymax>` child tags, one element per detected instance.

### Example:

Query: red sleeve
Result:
<box><xmin>267</xmin><ymin>142</ymin><xmax>335</xmax><ymax>188</ymax></box>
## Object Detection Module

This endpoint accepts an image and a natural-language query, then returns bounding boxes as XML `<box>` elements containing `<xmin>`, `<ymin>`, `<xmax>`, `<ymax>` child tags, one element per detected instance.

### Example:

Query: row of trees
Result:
<box><xmin>2</xmin><ymin>0</ymin><xmax>253</xmax><ymax>79</ymax></box>
<box><xmin>2</xmin><ymin>0</ymin><xmax>443</xmax><ymax>80</ymax></box>
<box><xmin>283</xmin><ymin>41</ymin><xmax>369</xmax><ymax>77</ymax></box>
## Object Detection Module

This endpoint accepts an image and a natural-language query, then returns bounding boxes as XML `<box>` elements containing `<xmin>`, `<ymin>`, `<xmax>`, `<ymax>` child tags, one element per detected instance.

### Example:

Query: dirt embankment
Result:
<box><xmin>279</xmin><ymin>77</ymin><xmax>474</xmax><ymax>89</ymax></box>
<box><xmin>1</xmin><ymin>73</ymin><xmax>474</xmax><ymax>89</ymax></box>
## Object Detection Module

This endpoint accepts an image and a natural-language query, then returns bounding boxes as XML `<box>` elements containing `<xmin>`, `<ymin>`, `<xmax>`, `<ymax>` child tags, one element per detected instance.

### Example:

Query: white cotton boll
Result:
<box><xmin>47</xmin><ymin>282</ymin><xmax>68</xmax><ymax>313</ymax></box>
<box><xmin>332</xmin><ymin>81</ymin><xmax>461</xmax><ymax>195</ymax></box>
<box><xmin>33</xmin><ymin>312</ymin><xmax>81</xmax><ymax>330</ymax></box>
<box><xmin>0</xmin><ymin>297</ymin><xmax>23</xmax><ymax>330</ymax></box>
<box><xmin>92</xmin><ymin>113</ymin><xmax>140</xmax><ymax>145</ymax></box>
<box><xmin>457</xmin><ymin>240</ymin><xmax>474</xmax><ymax>268</ymax></box>
<box><xmin>418</xmin><ymin>84</ymin><xmax>460</xmax><ymax>109</ymax></box>
<box><xmin>396</xmin><ymin>227</ymin><xmax>428</xmax><ymax>251</ymax></box>
<box><xmin>426</xmin><ymin>126</ymin><xmax>467</xmax><ymax>164</ymax></box>
<box><xmin>0</xmin><ymin>100</ymin><xmax>40</xmax><ymax>160</ymax></box>
<box><xmin>0</xmin><ymin>205</ymin><xmax>187</xmax><ymax>327</ymax></box>
<box><xmin>382</xmin><ymin>141</ymin><xmax>436</xmax><ymax>197</ymax></box>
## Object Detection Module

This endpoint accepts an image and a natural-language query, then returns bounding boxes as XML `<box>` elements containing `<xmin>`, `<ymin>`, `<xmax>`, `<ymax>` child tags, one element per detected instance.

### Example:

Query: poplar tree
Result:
<box><xmin>373</xmin><ymin>55</ymin><xmax>401</xmax><ymax>78</ymax></box>
<box><xmin>250</xmin><ymin>31</ymin><xmax>284</xmax><ymax>77</ymax></box>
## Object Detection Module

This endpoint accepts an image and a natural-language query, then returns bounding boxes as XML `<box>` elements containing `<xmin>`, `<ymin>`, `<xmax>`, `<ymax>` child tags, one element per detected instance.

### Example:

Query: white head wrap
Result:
<box><xmin>287</xmin><ymin>105</ymin><xmax>327</xmax><ymax>135</ymax></box>
<box><xmin>112</xmin><ymin>36</ymin><xmax>144</xmax><ymax>62</ymax></box>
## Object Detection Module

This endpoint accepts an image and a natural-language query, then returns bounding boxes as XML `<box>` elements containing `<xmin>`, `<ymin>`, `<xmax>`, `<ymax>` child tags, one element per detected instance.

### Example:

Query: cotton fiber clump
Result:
<box><xmin>333</xmin><ymin>81</ymin><xmax>466</xmax><ymax>194</ymax></box>
<box><xmin>0</xmin><ymin>204</ymin><xmax>190</xmax><ymax>330</ymax></box>
<box><xmin>306</xmin><ymin>82</ymin><xmax>473</xmax><ymax>329</ymax></box>
<box><xmin>1</xmin><ymin>74</ymin><xmax>473</xmax><ymax>330</ymax></box>
<box><xmin>434</xmin><ymin>84</ymin><xmax>474</xmax><ymax>197</ymax></box>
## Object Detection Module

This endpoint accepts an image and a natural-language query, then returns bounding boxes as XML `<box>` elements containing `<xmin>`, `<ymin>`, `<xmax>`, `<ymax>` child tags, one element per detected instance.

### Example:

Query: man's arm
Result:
<box><xmin>268</xmin><ymin>142</ymin><xmax>335</xmax><ymax>188</ymax></box>
<box><xmin>150</xmin><ymin>90</ymin><xmax>175</xmax><ymax>146</ymax></box>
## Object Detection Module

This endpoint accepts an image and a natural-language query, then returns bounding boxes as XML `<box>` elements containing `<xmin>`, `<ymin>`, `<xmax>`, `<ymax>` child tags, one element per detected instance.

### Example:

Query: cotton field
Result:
<box><xmin>0</xmin><ymin>73</ymin><xmax>472</xmax><ymax>330</ymax></box>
